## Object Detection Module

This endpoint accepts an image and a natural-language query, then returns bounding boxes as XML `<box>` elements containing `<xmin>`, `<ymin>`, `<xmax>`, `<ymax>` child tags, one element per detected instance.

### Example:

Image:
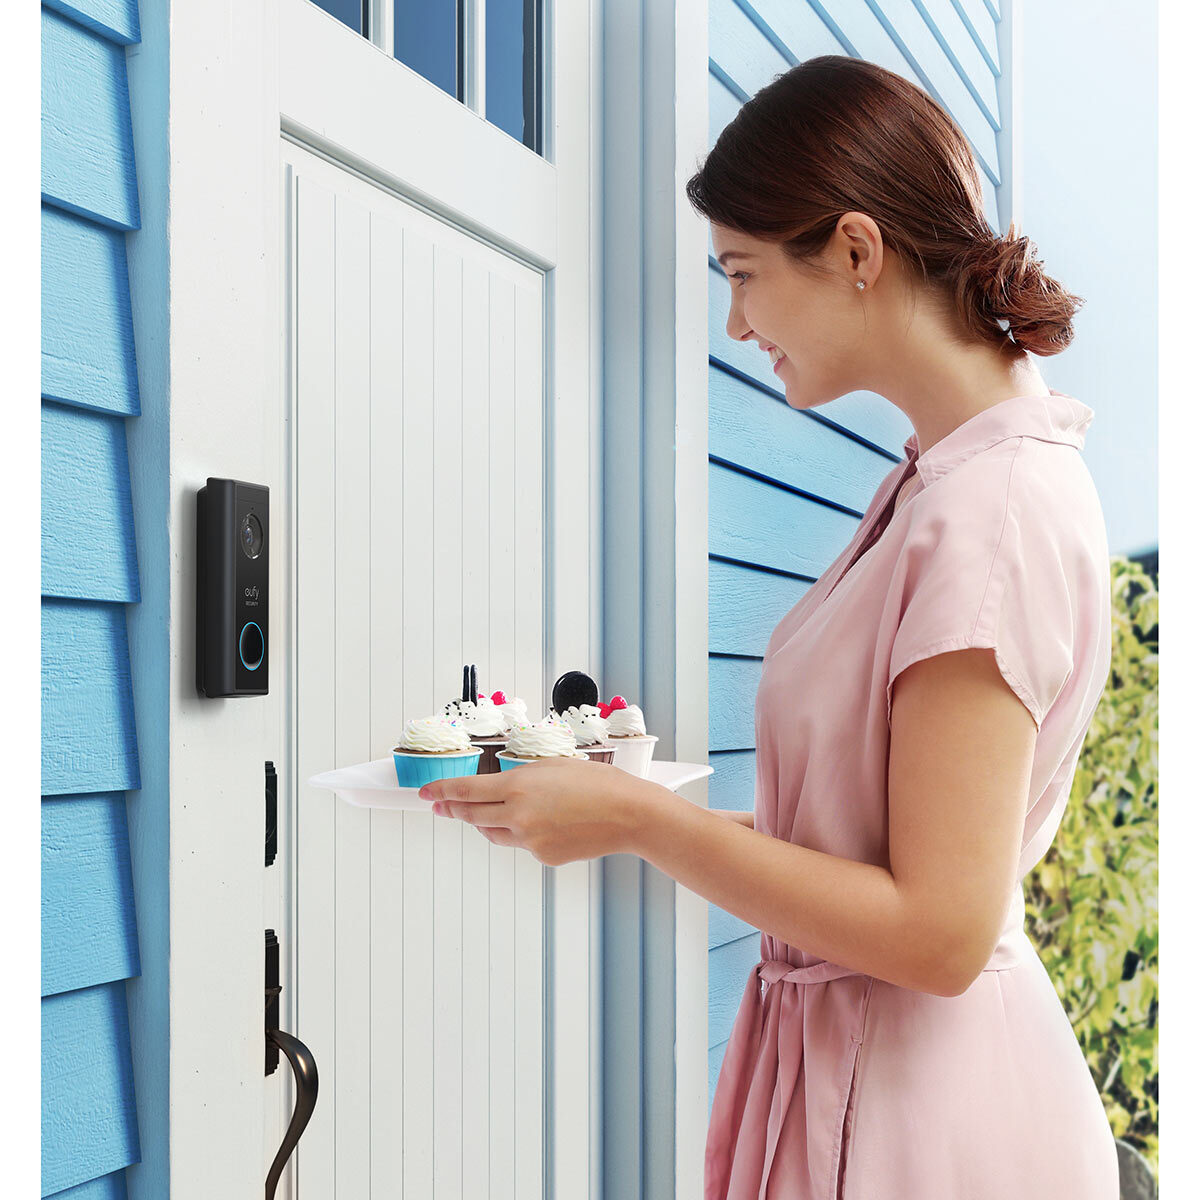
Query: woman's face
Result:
<box><xmin>711</xmin><ymin>218</ymin><xmax>883</xmax><ymax>410</ymax></box>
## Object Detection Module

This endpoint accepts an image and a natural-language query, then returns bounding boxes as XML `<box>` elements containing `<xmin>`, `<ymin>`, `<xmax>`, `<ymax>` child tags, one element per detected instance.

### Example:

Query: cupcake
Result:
<box><xmin>445</xmin><ymin>665</ymin><xmax>515</xmax><ymax>774</ymax></box>
<box><xmin>557</xmin><ymin>703</ymin><xmax>615</xmax><ymax>765</ymax></box>
<box><xmin>392</xmin><ymin>715</ymin><xmax>483</xmax><ymax>787</ymax></box>
<box><xmin>602</xmin><ymin>696</ymin><xmax>646</xmax><ymax>736</ymax></box>
<box><xmin>497</xmin><ymin>716</ymin><xmax>589</xmax><ymax>771</ymax></box>
<box><xmin>447</xmin><ymin>696</ymin><xmax>512</xmax><ymax>774</ymax></box>
<box><xmin>599</xmin><ymin>695</ymin><xmax>658</xmax><ymax>778</ymax></box>
<box><xmin>491</xmin><ymin>690</ymin><xmax>530</xmax><ymax>731</ymax></box>
<box><xmin>444</xmin><ymin>663</ymin><xmax>486</xmax><ymax>725</ymax></box>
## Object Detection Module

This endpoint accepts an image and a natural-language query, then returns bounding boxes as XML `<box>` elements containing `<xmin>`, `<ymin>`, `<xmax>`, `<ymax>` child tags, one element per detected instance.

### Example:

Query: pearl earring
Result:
<box><xmin>855</xmin><ymin>280</ymin><xmax>866</xmax><ymax>290</ymax></box>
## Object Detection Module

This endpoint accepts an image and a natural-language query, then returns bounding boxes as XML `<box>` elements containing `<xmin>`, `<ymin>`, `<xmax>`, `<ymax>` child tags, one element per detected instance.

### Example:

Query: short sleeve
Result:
<box><xmin>885</xmin><ymin>460</ymin><xmax>1078</xmax><ymax>733</ymax></box>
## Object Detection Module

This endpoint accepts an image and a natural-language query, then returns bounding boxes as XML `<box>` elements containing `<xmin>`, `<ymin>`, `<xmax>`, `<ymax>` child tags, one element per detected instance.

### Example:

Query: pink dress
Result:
<box><xmin>705</xmin><ymin>392</ymin><xmax>1120</xmax><ymax>1199</ymax></box>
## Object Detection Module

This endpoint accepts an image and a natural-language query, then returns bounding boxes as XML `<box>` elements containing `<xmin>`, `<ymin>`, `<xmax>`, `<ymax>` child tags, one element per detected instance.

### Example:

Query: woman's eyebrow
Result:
<box><xmin>717</xmin><ymin>251</ymin><xmax>755</xmax><ymax>266</ymax></box>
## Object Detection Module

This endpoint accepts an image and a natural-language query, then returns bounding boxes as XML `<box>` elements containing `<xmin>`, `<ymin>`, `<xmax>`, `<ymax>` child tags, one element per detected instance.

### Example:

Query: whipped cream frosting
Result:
<box><xmin>505</xmin><ymin>717</ymin><xmax>580</xmax><ymax>759</ymax></box>
<box><xmin>443</xmin><ymin>698</ymin><xmax>474</xmax><ymax>722</ymax></box>
<box><xmin>606</xmin><ymin>703</ymin><xmax>647</xmax><ymax>737</ymax></box>
<box><xmin>456</xmin><ymin>697</ymin><xmax>510</xmax><ymax>737</ymax></box>
<box><xmin>396</xmin><ymin>714</ymin><xmax>473</xmax><ymax>753</ymax></box>
<box><xmin>559</xmin><ymin>703</ymin><xmax>610</xmax><ymax>746</ymax></box>
<box><xmin>497</xmin><ymin>696</ymin><xmax>529</xmax><ymax>728</ymax></box>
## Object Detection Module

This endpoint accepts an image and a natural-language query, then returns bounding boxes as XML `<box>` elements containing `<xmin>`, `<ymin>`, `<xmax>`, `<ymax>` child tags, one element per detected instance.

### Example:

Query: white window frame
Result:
<box><xmin>365</xmin><ymin>0</ymin><xmax>489</xmax><ymax>120</ymax></box>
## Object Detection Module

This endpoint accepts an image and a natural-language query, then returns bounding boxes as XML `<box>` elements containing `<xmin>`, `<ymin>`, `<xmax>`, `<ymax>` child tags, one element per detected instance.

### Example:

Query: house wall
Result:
<box><xmin>40</xmin><ymin>1</ymin><xmax>147</xmax><ymax>1195</ymax></box>
<box><xmin>705</xmin><ymin>0</ymin><xmax>1007</xmax><ymax>1114</ymax></box>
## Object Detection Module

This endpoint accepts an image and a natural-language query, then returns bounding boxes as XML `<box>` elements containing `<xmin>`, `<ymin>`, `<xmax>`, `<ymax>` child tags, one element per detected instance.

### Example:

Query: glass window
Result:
<box><xmin>395</xmin><ymin>0</ymin><xmax>462</xmax><ymax>102</ymax></box>
<box><xmin>311</xmin><ymin>0</ymin><xmax>367</xmax><ymax>37</ymax></box>
<box><xmin>485</xmin><ymin>0</ymin><xmax>542</xmax><ymax>152</ymax></box>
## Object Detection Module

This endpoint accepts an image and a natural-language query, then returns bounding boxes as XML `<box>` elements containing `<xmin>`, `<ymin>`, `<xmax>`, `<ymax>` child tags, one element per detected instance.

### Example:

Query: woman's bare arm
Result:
<box><xmin>620</xmin><ymin>647</ymin><xmax>1034</xmax><ymax>996</ymax></box>
<box><xmin>710</xmin><ymin>808</ymin><xmax>755</xmax><ymax>829</ymax></box>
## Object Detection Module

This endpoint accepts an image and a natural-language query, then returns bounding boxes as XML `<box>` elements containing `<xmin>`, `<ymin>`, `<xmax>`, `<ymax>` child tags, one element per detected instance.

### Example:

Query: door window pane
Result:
<box><xmin>486</xmin><ymin>0</ymin><xmax>542</xmax><ymax>152</ymax></box>
<box><xmin>311</xmin><ymin>0</ymin><xmax>367</xmax><ymax>37</ymax></box>
<box><xmin>395</xmin><ymin>0</ymin><xmax>462</xmax><ymax>102</ymax></box>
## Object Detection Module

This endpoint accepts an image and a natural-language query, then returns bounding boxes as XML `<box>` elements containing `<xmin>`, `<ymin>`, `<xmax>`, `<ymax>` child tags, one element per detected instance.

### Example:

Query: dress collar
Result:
<box><xmin>903</xmin><ymin>390</ymin><xmax>1094</xmax><ymax>485</ymax></box>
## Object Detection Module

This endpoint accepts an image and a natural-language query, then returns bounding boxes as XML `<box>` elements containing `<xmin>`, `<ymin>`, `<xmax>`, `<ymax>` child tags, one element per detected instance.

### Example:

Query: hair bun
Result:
<box><xmin>959</xmin><ymin>224</ymin><xmax>1084</xmax><ymax>356</ymax></box>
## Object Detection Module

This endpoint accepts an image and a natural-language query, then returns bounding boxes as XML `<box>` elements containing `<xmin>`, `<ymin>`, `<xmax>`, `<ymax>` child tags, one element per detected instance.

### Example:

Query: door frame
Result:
<box><xmin>597</xmin><ymin>2</ymin><xmax>711</xmax><ymax>1195</ymax></box>
<box><xmin>154</xmin><ymin>0</ymin><xmax>604</xmax><ymax>1194</ymax></box>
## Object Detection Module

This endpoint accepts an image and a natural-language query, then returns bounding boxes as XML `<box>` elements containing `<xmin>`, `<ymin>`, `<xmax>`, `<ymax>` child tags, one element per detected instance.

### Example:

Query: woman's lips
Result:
<box><xmin>772</xmin><ymin>352</ymin><xmax>787</xmax><ymax>375</ymax></box>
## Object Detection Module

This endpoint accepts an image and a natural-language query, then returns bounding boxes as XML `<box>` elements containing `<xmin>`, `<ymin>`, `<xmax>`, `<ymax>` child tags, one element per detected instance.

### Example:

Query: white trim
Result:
<box><xmin>586</xmin><ymin>0</ymin><xmax>606</xmax><ymax>1189</ymax></box>
<box><xmin>600</xmin><ymin>0</ymin><xmax>711</xmax><ymax>1192</ymax></box>
<box><xmin>671</xmin><ymin>0</ymin><xmax>712</xmax><ymax>1188</ymax></box>
<box><xmin>366</xmin><ymin>0</ymin><xmax>392</xmax><ymax>53</ymax></box>
<box><xmin>542</xmin><ymin>1</ymin><xmax>602</xmax><ymax>1187</ymax></box>
<box><xmin>464</xmin><ymin>0</ymin><xmax>486</xmax><ymax>116</ymax></box>
<box><xmin>996</xmin><ymin>0</ymin><xmax>1023</xmax><ymax>235</ymax></box>
<box><xmin>280</xmin><ymin>0</ymin><xmax>555</xmax><ymax>268</ymax></box>
<box><xmin>279</xmin><ymin>157</ymin><xmax>301</xmax><ymax>1200</ymax></box>
<box><xmin>165</xmin><ymin>1</ymin><xmax>282</xmax><ymax>1190</ymax></box>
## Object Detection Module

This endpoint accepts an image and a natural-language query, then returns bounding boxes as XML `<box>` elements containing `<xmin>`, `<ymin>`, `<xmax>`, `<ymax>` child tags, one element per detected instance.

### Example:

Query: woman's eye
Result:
<box><xmin>729</xmin><ymin>272</ymin><xmax>750</xmax><ymax>286</ymax></box>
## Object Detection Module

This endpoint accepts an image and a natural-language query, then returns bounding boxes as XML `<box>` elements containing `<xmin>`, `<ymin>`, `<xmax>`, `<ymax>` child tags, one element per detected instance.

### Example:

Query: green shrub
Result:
<box><xmin>1025</xmin><ymin>554</ymin><xmax>1158</xmax><ymax>1178</ymax></box>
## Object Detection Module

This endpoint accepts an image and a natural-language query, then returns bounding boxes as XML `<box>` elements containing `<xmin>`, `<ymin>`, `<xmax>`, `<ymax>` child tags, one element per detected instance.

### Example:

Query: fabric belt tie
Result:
<box><xmin>755</xmin><ymin>957</ymin><xmax>865</xmax><ymax>989</ymax></box>
<box><xmin>706</xmin><ymin>892</ymin><xmax>1028</xmax><ymax>1199</ymax></box>
<box><xmin>723</xmin><ymin>941</ymin><xmax>1023</xmax><ymax>1199</ymax></box>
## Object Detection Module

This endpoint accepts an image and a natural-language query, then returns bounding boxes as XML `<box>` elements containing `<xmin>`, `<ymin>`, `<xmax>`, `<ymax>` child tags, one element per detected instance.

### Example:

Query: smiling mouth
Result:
<box><xmin>768</xmin><ymin>346</ymin><xmax>787</xmax><ymax>370</ymax></box>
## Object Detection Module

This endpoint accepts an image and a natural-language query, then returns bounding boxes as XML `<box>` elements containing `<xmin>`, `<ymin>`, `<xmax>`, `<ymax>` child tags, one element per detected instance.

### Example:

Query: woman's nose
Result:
<box><xmin>726</xmin><ymin>308</ymin><xmax>752</xmax><ymax>343</ymax></box>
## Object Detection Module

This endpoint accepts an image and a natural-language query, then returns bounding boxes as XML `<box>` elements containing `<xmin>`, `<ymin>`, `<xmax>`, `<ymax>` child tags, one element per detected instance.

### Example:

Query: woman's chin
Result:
<box><xmin>783</xmin><ymin>385</ymin><xmax>830</xmax><ymax>412</ymax></box>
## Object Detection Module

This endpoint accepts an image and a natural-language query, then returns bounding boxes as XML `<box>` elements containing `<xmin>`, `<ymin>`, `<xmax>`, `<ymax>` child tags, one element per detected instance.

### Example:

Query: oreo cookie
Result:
<box><xmin>552</xmin><ymin>670</ymin><xmax>599</xmax><ymax>714</ymax></box>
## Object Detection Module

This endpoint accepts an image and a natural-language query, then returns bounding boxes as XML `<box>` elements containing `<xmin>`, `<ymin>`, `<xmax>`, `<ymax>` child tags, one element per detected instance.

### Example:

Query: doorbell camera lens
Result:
<box><xmin>241</xmin><ymin>512</ymin><xmax>264</xmax><ymax>559</ymax></box>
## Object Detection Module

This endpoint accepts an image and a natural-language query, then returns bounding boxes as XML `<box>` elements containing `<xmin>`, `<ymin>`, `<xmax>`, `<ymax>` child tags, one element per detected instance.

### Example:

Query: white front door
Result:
<box><xmin>265</xmin><ymin>2</ymin><xmax>599</xmax><ymax>1196</ymax></box>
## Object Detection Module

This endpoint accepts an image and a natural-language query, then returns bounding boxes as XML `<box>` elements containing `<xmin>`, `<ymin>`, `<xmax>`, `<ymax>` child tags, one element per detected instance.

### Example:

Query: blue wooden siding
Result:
<box><xmin>706</xmin><ymin>0</ymin><xmax>1006</xmax><ymax>1113</ymax></box>
<box><xmin>46</xmin><ymin>1172</ymin><xmax>130</xmax><ymax>1200</ymax></box>
<box><xmin>42</xmin><ymin>197</ymin><xmax>141</xmax><ymax>417</ymax></box>
<box><xmin>41</xmin><ymin>1</ymin><xmax>144</xmax><ymax>1194</ymax></box>
<box><xmin>42</xmin><ymin>402</ymin><xmax>141</xmax><ymax>602</ymax></box>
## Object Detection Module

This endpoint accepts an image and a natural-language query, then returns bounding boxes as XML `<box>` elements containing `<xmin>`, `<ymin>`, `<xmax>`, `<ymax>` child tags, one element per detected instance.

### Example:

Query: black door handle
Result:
<box><xmin>265</xmin><ymin>929</ymin><xmax>318</xmax><ymax>1198</ymax></box>
<box><xmin>265</xmin><ymin>1026</ymin><xmax>319</xmax><ymax>1199</ymax></box>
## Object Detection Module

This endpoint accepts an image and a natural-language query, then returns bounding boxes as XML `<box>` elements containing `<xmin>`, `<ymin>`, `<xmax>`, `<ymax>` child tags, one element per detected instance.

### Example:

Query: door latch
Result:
<box><xmin>265</xmin><ymin>929</ymin><xmax>318</xmax><ymax>1198</ymax></box>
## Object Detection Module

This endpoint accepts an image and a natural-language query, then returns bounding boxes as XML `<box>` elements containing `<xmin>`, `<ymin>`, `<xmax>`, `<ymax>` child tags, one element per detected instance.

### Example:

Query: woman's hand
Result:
<box><xmin>418</xmin><ymin>757</ymin><xmax>659</xmax><ymax>866</ymax></box>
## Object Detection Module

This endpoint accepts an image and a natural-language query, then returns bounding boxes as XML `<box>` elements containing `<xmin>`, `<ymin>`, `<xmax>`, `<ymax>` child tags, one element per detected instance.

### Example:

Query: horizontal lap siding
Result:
<box><xmin>42</xmin><ymin>401</ymin><xmax>140</xmax><ymax>603</ymax></box>
<box><xmin>41</xmin><ymin>2</ymin><xmax>144</xmax><ymax>1194</ymax></box>
<box><xmin>42</xmin><ymin>207</ymin><xmax>140</xmax><ymax>417</ymax></box>
<box><xmin>43</xmin><ymin>0</ymin><xmax>140</xmax><ymax>46</ymax></box>
<box><xmin>42</xmin><ymin>984</ymin><xmax>140</xmax><ymax>1195</ymax></box>
<box><xmin>42</xmin><ymin>794</ymin><xmax>140</xmax><ymax>997</ymax></box>
<box><xmin>706</xmin><ymin>0</ymin><xmax>1004</xmax><ymax>1114</ymax></box>
<box><xmin>42</xmin><ymin>6</ymin><xmax>140</xmax><ymax>229</ymax></box>
<box><xmin>41</xmin><ymin>598</ymin><xmax>141</xmax><ymax>795</ymax></box>
<box><xmin>45</xmin><ymin>1170</ymin><xmax>130</xmax><ymax>1200</ymax></box>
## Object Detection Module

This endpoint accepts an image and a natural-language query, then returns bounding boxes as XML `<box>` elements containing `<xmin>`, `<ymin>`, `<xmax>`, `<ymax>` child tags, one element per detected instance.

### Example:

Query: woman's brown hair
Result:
<box><xmin>686</xmin><ymin>56</ymin><xmax>1084</xmax><ymax>356</ymax></box>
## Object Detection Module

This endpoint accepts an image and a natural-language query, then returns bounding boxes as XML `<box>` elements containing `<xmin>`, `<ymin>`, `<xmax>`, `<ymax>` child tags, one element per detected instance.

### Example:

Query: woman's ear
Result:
<box><xmin>834</xmin><ymin>211</ymin><xmax>885</xmax><ymax>289</ymax></box>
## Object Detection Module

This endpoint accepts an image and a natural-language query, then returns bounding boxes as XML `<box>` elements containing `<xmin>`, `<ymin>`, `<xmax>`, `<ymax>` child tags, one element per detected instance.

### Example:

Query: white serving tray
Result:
<box><xmin>308</xmin><ymin>756</ymin><xmax>714</xmax><ymax>811</ymax></box>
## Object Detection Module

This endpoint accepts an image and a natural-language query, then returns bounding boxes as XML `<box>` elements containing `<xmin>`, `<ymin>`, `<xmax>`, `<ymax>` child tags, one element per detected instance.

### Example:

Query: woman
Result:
<box><xmin>421</xmin><ymin>56</ymin><xmax>1119</xmax><ymax>1199</ymax></box>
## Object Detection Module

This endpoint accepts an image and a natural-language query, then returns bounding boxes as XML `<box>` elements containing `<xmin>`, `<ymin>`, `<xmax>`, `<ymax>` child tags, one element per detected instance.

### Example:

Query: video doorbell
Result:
<box><xmin>196</xmin><ymin>477</ymin><xmax>269</xmax><ymax>698</ymax></box>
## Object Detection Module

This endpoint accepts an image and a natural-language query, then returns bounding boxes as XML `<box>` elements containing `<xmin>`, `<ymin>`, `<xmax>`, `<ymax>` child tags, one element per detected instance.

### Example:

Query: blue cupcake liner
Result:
<box><xmin>393</xmin><ymin>747</ymin><xmax>483</xmax><ymax>787</ymax></box>
<box><xmin>498</xmin><ymin>750</ymin><xmax>587</xmax><ymax>771</ymax></box>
